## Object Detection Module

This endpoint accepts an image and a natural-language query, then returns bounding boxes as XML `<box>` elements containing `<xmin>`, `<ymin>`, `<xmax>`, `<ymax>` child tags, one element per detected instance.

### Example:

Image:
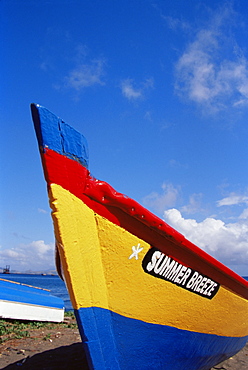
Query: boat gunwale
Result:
<box><xmin>0</xmin><ymin>277</ymin><xmax>50</xmax><ymax>292</ymax></box>
<box><xmin>43</xmin><ymin>147</ymin><xmax>248</xmax><ymax>300</ymax></box>
<box><xmin>30</xmin><ymin>103</ymin><xmax>248</xmax><ymax>301</ymax></box>
<box><xmin>78</xmin><ymin>174</ymin><xmax>248</xmax><ymax>299</ymax></box>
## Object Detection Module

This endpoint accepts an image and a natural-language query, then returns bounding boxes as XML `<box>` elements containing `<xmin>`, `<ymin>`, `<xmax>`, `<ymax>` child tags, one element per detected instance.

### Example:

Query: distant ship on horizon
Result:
<box><xmin>2</xmin><ymin>265</ymin><xmax>10</xmax><ymax>274</ymax></box>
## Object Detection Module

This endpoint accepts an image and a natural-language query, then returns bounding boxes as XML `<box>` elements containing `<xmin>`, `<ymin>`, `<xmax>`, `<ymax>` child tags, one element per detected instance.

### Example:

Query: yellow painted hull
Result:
<box><xmin>31</xmin><ymin>103</ymin><xmax>248</xmax><ymax>369</ymax></box>
<box><xmin>52</xmin><ymin>184</ymin><xmax>248</xmax><ymax>339</ymax></box>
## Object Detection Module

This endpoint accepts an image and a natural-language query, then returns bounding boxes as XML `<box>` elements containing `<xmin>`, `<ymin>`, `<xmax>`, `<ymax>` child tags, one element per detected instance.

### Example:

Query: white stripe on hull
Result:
<box><xmin>0</xmin><ymin>299</ymin><xmax>64</xmax><ymax>322</ymax></box>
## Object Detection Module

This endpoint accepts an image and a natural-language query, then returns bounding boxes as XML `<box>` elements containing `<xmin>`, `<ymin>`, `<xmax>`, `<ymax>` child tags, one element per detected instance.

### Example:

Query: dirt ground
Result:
<box><xmin>212</xmin><ymin>343</ymin><xmax>248</xmax><ymax>369</ymax></box>
<box><xmin>0</xmin><ymin>316</ymin><xmax>89</xmax><ymax>370</ymax></box>
<box><xmin>0</xmin><ymin>316</ymin><xmax>247</xmax><ymax>369</ymax></box>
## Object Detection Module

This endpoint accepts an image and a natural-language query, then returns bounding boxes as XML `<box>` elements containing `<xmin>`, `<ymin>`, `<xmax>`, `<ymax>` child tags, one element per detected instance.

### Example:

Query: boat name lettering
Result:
<box><xmin>142</xmin><ymin>248</ymin><xmax>219</xmax><ymax>299</ymax></box>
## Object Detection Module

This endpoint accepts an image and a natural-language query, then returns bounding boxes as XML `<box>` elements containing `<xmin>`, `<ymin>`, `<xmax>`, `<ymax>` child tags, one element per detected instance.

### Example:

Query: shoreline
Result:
<box><xmin>212</xmin><ymin>343</ymin><xmax>248</xmax><ymax>369</ymax></box>
<box><xmin>0</xmin><ymin>317</ymin><xmax>247</xmax><ymax>369</ymax></box>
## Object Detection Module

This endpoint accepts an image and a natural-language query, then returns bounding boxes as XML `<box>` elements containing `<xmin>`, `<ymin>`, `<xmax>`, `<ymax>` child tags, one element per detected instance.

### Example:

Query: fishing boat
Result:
<box><xmin>31</xmin><ymin>103</ymin><xmax>248</xmax><ymax>370</ymax></box>
<box><xmin>3</xmin><ymin>265</ymin><xmax>10</xmax><ymax>274</ymax></box>
<box><xmin>0</xmin><ymin>277</ymin><xmax>64</xmax><ymax>322</ymax></box>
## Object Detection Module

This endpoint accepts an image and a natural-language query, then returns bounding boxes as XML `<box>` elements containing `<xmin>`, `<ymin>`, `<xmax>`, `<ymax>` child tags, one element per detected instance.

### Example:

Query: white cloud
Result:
<box><xmin>121</xmin><ymin>78</ymin><xmax>154</xmax><ymax>100</ymax></box>
<box><xmin>153</xmin><ymin>3</ymin><xmax>190</xmax><ymax>32</ymax></box>
<box><xmin>143</xmin><ymin>182</ymin><xmax>179</xmax><ymax>213</ymax></box>
<box><xmin>239</xmin><ymin>208</ymin><xmax>248</xmax><ymax>220</ymax></box>
<box><xmin>180</xmin><ymin>193</ymin><xmax>203</xmax><ymax>214</ymax></box>
<box><xmin>65</xmin><ymin>58</ymin><xmax>105</xmax><ymax>90</ymax></box>
<box><xmin>40</xmin><ymin>35</ymin><xmax>106</xmax><ymax>92</ymax></box>
<box><xmin>168</xmin><ymin>159</ymin><xmax>188</xmax><ymax>169</ymax></box>
<box><xmin>38</xmin><ymin>208</ymin><xmax>48</xmax><ymax>214</ymax></box>
<box><xmin>163</xmin><ymin>15</ymin><xmax>190</xmax><ymax>32</ymax></box>
<box><xmin>217</xmin><ymin>193</ymin><xmax>248</xmax><ymax>207</ymax></box>
<box><xmin>0</xmin><ymin>240</ymin><xmax>55</xmax><ymax>272</ymax></box>
<box><xmin>121</xmin><ymin>79</ymin><xmax>142</xmax><ymax>99</ymax></box>
<box><xmin>163</xmin><ymin>208</ymin><xmax>248</xmax><ymax>267</ymax></box>
<box><xmin>143</xmin><ymin>182</ymin><xmax>248</xmax><ymax>273</ymax></box>
<box><xmin>175</xmin><ymin>5</ymin><xmax>248</xmax><ymax>111</ymax></box>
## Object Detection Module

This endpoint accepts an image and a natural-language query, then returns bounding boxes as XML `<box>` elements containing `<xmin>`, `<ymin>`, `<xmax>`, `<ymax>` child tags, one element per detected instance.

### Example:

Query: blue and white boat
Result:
<box><xmin>0</xmin><ymin>277</ymin><xmax>64</xmax><ymax>322</ymax></box>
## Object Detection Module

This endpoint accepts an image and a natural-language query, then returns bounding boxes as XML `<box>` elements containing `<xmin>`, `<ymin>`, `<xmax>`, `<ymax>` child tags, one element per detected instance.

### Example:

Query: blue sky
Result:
<box><xmin>1</xmin><ymin>0</ymin><xmax>248</xmax><ymax>275</ymax></box>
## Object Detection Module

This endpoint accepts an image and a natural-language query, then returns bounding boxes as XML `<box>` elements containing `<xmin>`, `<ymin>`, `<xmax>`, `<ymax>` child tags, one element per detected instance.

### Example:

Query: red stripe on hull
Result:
<box><xmin>42</xmin><ymin>148</ymin><xmax>248</xmax><ymax>299</ymax></box>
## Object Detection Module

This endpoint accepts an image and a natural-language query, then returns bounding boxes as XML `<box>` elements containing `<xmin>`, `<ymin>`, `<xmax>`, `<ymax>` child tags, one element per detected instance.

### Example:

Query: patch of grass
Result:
<box><xmin>64</xmin><ymin>310</ymin><xmax>75</xmax><ymax>318</ymax></box>
<box><xmin>0</xmin><ymin>312</ymin><xmax>77</xmax><ymax>344</ymax></box>
<box><xmin>43</xmin><ymin>332</ymin><xmax>52</xmax><ymax>341</ymax></box>
<box><xmin>0</xmin><ymin>320</ymin><xmax>31</xmax><ymax>343</ymax></box>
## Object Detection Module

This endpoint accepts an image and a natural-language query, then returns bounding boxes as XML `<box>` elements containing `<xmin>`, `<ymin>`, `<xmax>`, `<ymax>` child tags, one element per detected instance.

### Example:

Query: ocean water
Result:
<box><xmin>2</xmin><ymin>274</ymin><xmax>247</xmax><ymax>312</ymax></box>
<box><xmin>1</xmin><ymin>273</ymin><xmax>72</xmax><ymax>311</ymax></box>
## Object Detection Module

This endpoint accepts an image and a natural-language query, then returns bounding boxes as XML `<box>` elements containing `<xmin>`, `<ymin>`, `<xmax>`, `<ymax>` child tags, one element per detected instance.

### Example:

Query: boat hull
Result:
<box><xmin>52</xmin><ymin>183</ymin><xmax>248</xmax><ymax>369</ymax></box>
<box><xmin>31</xmin><ymin>104</ymin><xmax>248</xmax><ymax>369</ymax></box>
<box><xmin>0</xmin><ymin>278</ymin><xmax>64</xmax><ymax>322</ymax></box>
<box><xmin>75</xmin><ymin>307</ymin><xmax>247</xmax><ymax>370</ymax></box>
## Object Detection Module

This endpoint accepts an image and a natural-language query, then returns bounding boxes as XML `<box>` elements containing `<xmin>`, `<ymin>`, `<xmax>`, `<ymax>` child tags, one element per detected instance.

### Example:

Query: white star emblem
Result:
<box><xmin>129</xmin><ymin>243</ymin><xmax>143</xmax><ymax>260</ymax></box>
